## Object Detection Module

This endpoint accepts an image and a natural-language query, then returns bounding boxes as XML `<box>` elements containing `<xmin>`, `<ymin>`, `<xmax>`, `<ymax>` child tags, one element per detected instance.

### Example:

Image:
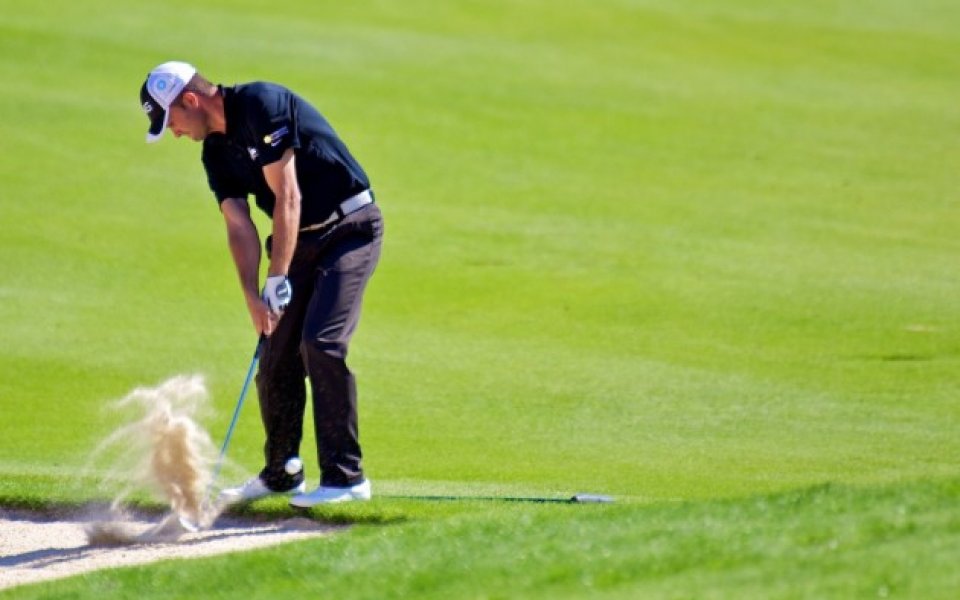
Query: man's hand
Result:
<box><xmin>262</xmin><ymin>274</ymin><xmax>292</xmax><ymax>316</ymax></box>
<box><xmin>245</xmin><ymin>294</ymin><xmax>278</xmax><ymax>336</ymax></box>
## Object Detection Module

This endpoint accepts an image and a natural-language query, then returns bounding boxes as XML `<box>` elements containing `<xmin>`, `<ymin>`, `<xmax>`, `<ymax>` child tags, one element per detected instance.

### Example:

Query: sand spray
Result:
<box><xmin>83</xmin><ymin>375</ymin><xmax>238</xmax><ymax>544</ymax></box>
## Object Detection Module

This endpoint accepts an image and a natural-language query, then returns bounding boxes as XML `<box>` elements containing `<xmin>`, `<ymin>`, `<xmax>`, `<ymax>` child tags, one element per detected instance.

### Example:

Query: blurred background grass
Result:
<box><xmin>2</xmin><ymin>0</ymin><xmax>960</xmax><ymax>596</ymax></box>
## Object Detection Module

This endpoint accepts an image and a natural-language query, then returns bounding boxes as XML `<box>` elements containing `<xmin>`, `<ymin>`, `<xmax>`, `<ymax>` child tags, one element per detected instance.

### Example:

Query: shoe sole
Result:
<box><xmin>221</xmin><ymin>483</ymin><xmax>306</xmax><ymax>503</ymax></box>
<box><xmin>289</xmin><ymin>491</ymin><xmax>371</xmax><ymax>508</ymax></box>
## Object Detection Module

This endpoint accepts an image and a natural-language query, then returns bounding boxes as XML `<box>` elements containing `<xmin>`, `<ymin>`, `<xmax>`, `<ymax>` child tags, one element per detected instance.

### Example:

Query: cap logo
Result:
<box><xmin>147</xmin><ymin>72</ymin><xmax>187</xmax><ymax>107</ymax></box>
<box><xmin>142</xmin><ymin>102</ymin><xmax>153</xmax><ymax>114</ymax></box>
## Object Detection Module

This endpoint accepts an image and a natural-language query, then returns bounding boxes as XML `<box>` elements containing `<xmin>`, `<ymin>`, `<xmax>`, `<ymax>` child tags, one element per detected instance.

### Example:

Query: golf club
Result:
<box><xmin>210</xmin><ymin>334</ymin><xmax>266</xmax><ymax>492</ymax></box>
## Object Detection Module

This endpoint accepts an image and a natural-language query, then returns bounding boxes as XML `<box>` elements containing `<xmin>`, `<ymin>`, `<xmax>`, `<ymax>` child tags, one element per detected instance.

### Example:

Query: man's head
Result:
<box><xmin>140</xmin><ymin>61</ymin><xmax>221</xmax><ymax>143</ymax></box>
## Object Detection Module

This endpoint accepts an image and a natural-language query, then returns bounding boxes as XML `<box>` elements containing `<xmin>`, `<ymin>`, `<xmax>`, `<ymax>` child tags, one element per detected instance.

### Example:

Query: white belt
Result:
<box><xmin>299</xmin><ymin>189</ymin><xmax>373</xmax><ymax>233</ymax></box>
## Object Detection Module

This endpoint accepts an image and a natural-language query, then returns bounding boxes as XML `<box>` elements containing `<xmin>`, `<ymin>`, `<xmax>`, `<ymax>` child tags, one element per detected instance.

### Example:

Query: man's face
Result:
<box><xmin>167</xmin><ymin>93</ymin><xmax>209</xmax><ymax>141</ymax></box>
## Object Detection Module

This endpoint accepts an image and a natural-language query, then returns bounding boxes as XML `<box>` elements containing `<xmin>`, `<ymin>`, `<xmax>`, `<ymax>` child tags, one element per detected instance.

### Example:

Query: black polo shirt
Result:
<box><xmin>201</xmin><ymin>83</ymin><xmax>370</xmax><ymax>228</ymax></box>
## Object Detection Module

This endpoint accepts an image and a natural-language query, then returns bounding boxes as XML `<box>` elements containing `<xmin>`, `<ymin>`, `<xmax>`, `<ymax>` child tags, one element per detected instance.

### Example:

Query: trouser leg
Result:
<box><xmin>301</xmin><ymin>222</ymin><xmax>382</xmax><ymax>487</ymax></box>
<box><xmin>254</xmin><ymin>264</ymin><xmax>312</xmax><ymax>491</ymax></box>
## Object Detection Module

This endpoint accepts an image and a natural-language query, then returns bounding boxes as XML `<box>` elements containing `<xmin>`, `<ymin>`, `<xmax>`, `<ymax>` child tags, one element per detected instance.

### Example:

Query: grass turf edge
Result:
<box><xmin>2</xmin><ymin>477</ymin><xmax>958</xmax><ymax>599</ymax></box>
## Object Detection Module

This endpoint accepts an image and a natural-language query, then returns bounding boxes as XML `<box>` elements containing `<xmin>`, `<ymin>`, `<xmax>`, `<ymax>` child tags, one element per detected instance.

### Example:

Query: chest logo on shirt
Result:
<box><xmin>263</xmin><ymin>126</ymin><xmax>289</xmax><ymax>147</ymax></box>
<box><xmin>247</xmin><ymin>147</ymin><xmax>259</xmax><ymax>161</ymax></box>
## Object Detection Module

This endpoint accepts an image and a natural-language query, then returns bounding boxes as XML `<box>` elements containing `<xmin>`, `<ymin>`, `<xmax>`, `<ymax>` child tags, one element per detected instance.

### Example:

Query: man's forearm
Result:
<box><xmin>226</xmin><ymin>218</ymin><xmax>262</xmax><ymax>303</ymax></box>
<box><xmin>268</xmin><ymin>190</ymin><xmax>300</xmax><ymax>276</ymax></box>
<box><xmin>262</xmin><ymin>148</ymin><xmax>302</xmax><ymax>277</ymax></box>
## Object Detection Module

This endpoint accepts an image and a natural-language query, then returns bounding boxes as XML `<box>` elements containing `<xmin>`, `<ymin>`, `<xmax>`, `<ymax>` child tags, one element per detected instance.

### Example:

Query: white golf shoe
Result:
<box><xmin>219</xmin><ymin>477</ymin><xmax>306</xmax><ymax>504</ymax></box>
<box><xmin>290</xmin><ymin>479</ymin><xmax>372</xmax><ymax>507</ymax></box>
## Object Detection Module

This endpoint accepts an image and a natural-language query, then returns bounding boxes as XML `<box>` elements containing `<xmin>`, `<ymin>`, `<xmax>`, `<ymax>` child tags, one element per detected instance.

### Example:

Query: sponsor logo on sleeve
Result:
<box><xmin>263</xmin><ymin>125</ymin><xmax>289</xmax><ymax>147</ymax></box>
<box><xmin>247</xmin><ymin>147</ymin><xmax>259</xmax><ymax>161</ymax></box>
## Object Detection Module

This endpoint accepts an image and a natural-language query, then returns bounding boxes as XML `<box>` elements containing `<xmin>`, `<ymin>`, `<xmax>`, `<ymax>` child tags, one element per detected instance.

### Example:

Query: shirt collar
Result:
<box><xmin>219</xmin><ymin>84</ymin><xmax>237</xmax><ymax>137</ymax></box>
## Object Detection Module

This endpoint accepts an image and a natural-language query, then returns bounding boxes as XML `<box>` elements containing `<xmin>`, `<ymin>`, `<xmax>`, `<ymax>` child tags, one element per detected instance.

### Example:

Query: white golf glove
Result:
<box><xmin>262</xmin><ymin>275</ymin><xmax>292</xmax><ymax>316</ymax></box>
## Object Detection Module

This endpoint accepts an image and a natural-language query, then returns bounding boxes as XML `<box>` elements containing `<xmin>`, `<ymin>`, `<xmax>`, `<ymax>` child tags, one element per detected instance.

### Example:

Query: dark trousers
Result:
<box><xmin>255</xmin><ymin>202</ymin><xmax>383</xmax><ymax>489</ymax></box>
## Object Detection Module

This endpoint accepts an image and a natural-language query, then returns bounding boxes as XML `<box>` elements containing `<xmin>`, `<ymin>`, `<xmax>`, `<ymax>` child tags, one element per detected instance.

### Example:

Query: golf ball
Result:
<box><xmin>284</xmin><ymin>457</ymin><xmax>303</xmax><ymax>475</ymax></box>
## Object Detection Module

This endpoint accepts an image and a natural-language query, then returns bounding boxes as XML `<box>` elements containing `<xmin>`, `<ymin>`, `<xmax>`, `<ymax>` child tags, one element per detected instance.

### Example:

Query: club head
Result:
<box><xmin>178</xmin><ymin>514</ymin><xmax>200</xmax><ymax>532</ymax></box>
<box><xmin>137</xmin><ymin>512</ymin><xmax>193</xmax><ymax>542</ymax></box>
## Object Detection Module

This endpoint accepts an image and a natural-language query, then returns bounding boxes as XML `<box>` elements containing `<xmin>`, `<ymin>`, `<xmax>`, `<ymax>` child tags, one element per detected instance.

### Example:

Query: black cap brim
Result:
<box><xmin>140</xmin><ymin>81</ymin><xmax>168</xmax><ymax>143</ymax></box>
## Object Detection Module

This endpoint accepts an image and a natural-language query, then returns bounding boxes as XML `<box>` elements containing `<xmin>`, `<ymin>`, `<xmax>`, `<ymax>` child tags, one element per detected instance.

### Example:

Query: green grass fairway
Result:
<box><xmin>2</xmin><ymin>0</ymin><xmax>959</xmax><ymax>597</ymax></box>
<box><xmin>7</xmin><ymin>480</ymin><xmax>960</xmax><ymax>599</ymax></box>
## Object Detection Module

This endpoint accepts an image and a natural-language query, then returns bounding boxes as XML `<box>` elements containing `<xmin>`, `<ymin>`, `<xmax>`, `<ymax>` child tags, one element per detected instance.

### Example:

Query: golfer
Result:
<box><xmin>139</xmin><ymin>61</ymin><xmax>382</xmax><ymax>506</ymax></box>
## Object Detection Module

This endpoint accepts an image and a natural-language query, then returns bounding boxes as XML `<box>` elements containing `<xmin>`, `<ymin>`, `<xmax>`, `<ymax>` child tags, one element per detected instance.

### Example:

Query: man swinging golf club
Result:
<box><xmin>139</xmin><ymin>61</ymin><xmax>382</xmax><ymax>506</ymax></box>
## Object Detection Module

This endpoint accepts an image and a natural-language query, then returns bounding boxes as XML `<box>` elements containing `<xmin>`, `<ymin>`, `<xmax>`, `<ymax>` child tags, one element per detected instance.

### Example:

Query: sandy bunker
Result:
<box><xmin>0</xmin><ymin>508</ymin><xmax>339</xmax><ymax>590</ymax></box>
<box><xmin>0</xmin><ymin>375</ymin><xmax>339</xmax><ymax>591</ymax></box>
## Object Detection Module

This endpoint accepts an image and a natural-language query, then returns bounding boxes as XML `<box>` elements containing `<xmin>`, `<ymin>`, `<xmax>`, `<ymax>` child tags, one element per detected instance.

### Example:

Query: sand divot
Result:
<box><xmin>0</xmin><ymin>376</ymin><xmax>343</xmax><ymax>591</ymax></box>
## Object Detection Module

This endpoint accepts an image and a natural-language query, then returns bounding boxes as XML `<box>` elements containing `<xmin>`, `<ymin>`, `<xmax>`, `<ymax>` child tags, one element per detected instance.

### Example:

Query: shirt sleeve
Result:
<box><xmin>245</xmin><ymin>88</ymin><xmax>300</xmax><ymax>167</ymax></box>
<box><xmin>202</xmin><ymin>139</ymin><xmax>249</xmax><ymax>204</ymax></box>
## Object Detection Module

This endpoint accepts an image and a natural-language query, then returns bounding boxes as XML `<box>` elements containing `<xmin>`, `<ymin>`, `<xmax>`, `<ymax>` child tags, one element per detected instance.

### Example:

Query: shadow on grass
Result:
<box><xmin>0</xmin><ymin>495</ymin><xmax>408</xmax><ymax>527</ymax></box>
<box><xmin>381</xmin><ymin>493</ymin><xmax>614</xmax><ymax>504</ymax></box>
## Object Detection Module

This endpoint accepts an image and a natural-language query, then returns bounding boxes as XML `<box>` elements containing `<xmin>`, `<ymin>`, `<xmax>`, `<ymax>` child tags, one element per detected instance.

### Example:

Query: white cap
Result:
<box><xmin>139</xmin><ymin>61</ymin><xmax>198</xmax><ymax>143</ymax></box>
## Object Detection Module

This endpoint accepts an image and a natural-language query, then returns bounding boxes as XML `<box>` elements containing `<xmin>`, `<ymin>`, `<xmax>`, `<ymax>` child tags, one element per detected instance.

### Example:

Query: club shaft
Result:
<box><xmin>210</xmin><ymin>335</ymin><xmax>265</xmax><ymax>485</ymax></box>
